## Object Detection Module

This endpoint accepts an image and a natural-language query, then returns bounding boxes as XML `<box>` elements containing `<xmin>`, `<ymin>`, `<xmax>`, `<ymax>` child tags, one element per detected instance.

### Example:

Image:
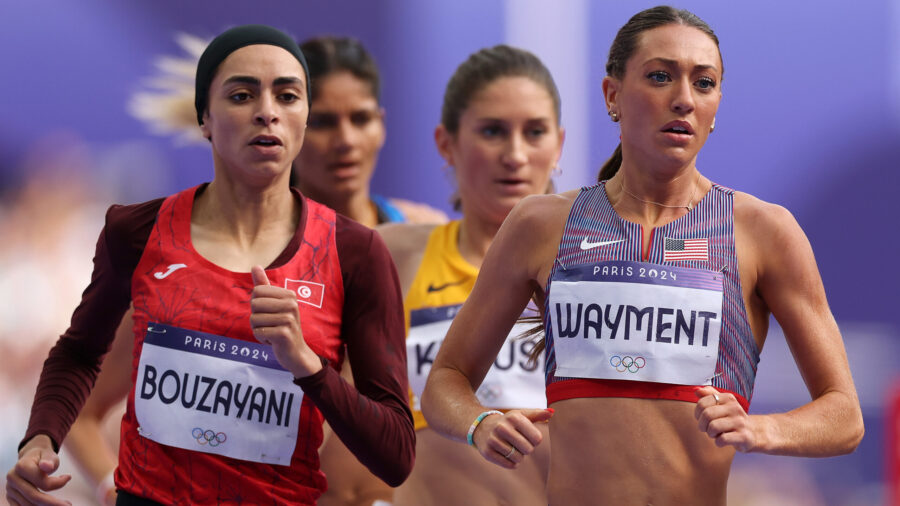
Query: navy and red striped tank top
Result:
<box><xmin>543</xmin><ymin>181</ymin><xmax>759</xmax><ymax>410</ymax></box>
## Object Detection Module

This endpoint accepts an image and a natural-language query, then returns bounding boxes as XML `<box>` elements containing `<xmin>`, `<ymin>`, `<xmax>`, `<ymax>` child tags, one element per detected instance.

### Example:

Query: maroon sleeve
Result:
<box><xmin>20</xmin><ymin>199</ymin><xmax>162</xmax><ymax>451</ymax></box>
<box><xmin>293</xmin><ymin>215</ymin><xmax>415</xmax><ymax>486</ymax></box>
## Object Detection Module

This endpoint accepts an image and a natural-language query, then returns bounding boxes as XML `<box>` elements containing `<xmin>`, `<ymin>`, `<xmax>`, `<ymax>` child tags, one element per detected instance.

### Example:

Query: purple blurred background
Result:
<box><xmin>1</xmin><ymin>1</ymin><xmax>897</xmax><ymax>504</ymax></box>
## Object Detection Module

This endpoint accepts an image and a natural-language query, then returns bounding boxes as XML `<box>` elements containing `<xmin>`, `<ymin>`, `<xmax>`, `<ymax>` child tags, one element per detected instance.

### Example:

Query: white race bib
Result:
<box><xmin>407</xmin><ymin>305</ymin><xmax>545</xmax><ymax>410</ymax></box>
<box><xmin>135</xmin><ymin>323</ymin><xmax>302</xmax><ymax>466</ymax></box>
<box><xmin>549</xmin><ymin>261</ymin><xmax>723</xmax><ymax>385</ymax></box>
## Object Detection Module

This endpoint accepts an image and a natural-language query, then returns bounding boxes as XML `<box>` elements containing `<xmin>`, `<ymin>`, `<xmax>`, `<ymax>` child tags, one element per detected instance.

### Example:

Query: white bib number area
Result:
<box><xmin>549</xmin><ymin>260</ymin><xmax>723</xmax><ymax>385</ymax></box>
<box><xmin>135</xmin><ymin>323</ymin><xmax>302</xmax><ymax>466</ymax></box>
<box><xmin>407</xmin><ymin>305</ymin><xmax>545</xmax><ymax>411</ymax></box>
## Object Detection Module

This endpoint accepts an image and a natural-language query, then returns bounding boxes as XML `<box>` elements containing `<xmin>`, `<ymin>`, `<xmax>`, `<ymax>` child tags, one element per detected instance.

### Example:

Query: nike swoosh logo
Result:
<box><xmin>427</xmin><ymin>279</ymin><xmax>466</xmax><ymax>293</ymax></box>
<box><xmin>579</xmin><ymin>238</ymin><xmax>624</xmax><ymax>250</ymax></box>
<box><xmin>154</xmin><ymin>263</ymin><xmax>187</xmax><ymax>279</ymax></box>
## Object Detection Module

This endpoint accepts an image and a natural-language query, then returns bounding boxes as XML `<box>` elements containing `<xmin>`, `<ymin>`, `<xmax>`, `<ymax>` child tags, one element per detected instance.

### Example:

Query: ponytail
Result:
<box><xmin>597</xmin><ymin>143</ymin><xmax>622</xmax><ymax>182</ymax></box>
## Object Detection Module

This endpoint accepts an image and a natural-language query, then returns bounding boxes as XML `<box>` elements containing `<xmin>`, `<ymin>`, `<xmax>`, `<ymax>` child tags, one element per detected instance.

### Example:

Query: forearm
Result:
<box><xmin>23</xmin><ymin>339</ymin><xmax>106</xmax><ymax>450</ymax></box>
<box><xmin>420</xmin><ymin>366</ymin><xmax>490</xmax><ymax>444</ymax></box>
<box><xmin>295</xmin><ymin>365</ymin><xmax>415</xmax><ymax>486</ymax></box>
<box><xmin>64</xmin><ymin>416</ymin><xmax>117</xmax><ymax>486</ymax></box>
<box><xmin>754</xmin><ymin>390</ymin><xmax>864</xmax><ymax>457</ymax></box>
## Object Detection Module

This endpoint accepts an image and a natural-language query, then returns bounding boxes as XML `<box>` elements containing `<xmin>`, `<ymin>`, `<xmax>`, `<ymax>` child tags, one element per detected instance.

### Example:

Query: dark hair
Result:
<box><xmin>597</xmin><ymin>6</ymin><xmax>722</xmax><ymax>181</ymax></box>
<box><xmin>195</xmin><ymin>24</ymin><xmax>310</xmax><ymax>125</ymax></box>
<box><xmin>300</xmin><ymin>36</ymin><xmax>381</xmax><ymax>104</ymax></box>
<box><xmin>441</xmin><ymin>44</ymin><xmax>561</xmax><ymax>135</ymax></box>
<box><xmin>441</xmin><ymin>44</ymin><xmax>561</xmax><ymax>210</ymax></box>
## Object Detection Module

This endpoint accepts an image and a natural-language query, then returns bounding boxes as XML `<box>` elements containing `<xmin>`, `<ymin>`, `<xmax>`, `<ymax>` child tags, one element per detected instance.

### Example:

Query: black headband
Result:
<box><xmin>195</xmin><ymin>24</ymin><xmax>310</xmax><ymax>125</ymax></box>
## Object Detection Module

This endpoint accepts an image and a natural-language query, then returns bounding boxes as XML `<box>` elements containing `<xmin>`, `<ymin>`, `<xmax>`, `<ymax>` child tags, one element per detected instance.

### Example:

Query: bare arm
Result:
<box><xmin>63</xmin><ymin>309</ymin><xmax>134</xmax><ymax>505</ymax></box>
<box><xmin>695</xmin><ymin>197</ymin><xmax>863</xmax><ymax>456</ymax></box>
<box><xmin>421</xmin><ymin>195</ymin><xmax>567</xmax><ymax>468</ymax></box>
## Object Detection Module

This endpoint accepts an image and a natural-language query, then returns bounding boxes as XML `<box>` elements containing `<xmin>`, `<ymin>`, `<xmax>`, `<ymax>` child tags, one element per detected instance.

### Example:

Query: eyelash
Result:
<box><xmin>481</xmin><ymin>125</ymin><xmax>504</xmax><ymax>137</ymax></box>
<box><xmin>646</xmin><ymin>71</ymin><xmax>717</xmax><ymax>90</ymax></box>
<box><xmin>229</xmin><ymin>92</ymin><xmax>251</xmax><ymax>102</ymax></box>
<box><xmin>228</xmin><ymin>91</ymin><xmax>301</xmax><ymax>103</ymax></box>
<box><xmin>479</xmin><ymin>125</ymin><xmax>548</xmax><ymax>140</ymax></box>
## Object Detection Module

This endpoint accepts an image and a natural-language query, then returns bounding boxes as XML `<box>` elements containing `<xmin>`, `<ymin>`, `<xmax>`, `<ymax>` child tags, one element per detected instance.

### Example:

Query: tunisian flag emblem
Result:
<box><xmin>285</xmin><ymin>279</ymin><xmax>325</xmax><ymax>308</ymax></box>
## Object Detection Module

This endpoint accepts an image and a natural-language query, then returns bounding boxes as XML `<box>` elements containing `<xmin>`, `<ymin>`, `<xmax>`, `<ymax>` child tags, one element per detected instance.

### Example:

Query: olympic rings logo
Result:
<box><xmin>192</xmin><ymin>427</ymin><xmax>227</xmax><ymax>447</ymax></box>
<box><xmin>609</xmin><ymin>355</ymin><xmax>646</xmax><ymax>373</ymax></box>
<box><xmin>297</xmin><ymin>285</ymin><xmax>312</xmax><ymax>299</ymax></box>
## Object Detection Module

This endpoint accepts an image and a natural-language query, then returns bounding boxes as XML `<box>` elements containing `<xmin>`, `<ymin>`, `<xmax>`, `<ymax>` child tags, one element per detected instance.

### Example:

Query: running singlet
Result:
<box><xmin>371</xmin><ymin>193</ymin><xmax>406</xmax><ymax>224</ymax></box>
<box><xmin>120</xmin><ymin>186</ymin><xmax>344</xmax><ymax>503</ymax></box>
<box><xmin>543</xmin><ymin>182</ymin><xmax>759</xmax><ymax>411</ymax></box>
<box><xmin>22</xmin><ymin>184</ymin><xmax>414</xmax><ymax>505</ymax></box>
<box><xmin>405</xmin><ymin>221</ymin><xmax>545</xmax><ymax>430</ymax></box>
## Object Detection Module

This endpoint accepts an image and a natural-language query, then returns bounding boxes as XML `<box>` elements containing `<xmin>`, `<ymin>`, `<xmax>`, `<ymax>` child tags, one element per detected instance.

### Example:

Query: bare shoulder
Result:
<box><xmin>504</xmin><ymin>189</ymin><xmax>578</xmax><ymax>235</ymax></box>
<box><xmin>387</xmin><ymin>198</ymin><xmax>450</xmax><ymax>225</ymax></box>
<box><xmin>492</xmin><ymin>190</ymin><xmax>579</xmax><ymax>283</ymax></box>
<box><xmin>375</xmin><ymin>222</ymin><xmax>438</xmax><ymax>293</ymax></box>
<box><xmin>733</xmin><ymin>191</ymin><xmax>804</xmax><ymax>245</ymax></box>
<box><xmin>732</xmin><ymin>190</ymin><xmax>817</xmax><ymax>289</ymax></box>
<box><xmin>376</xmin><ymin>222</ymin><xmax>436</xmax><ymax>260</ymax></box>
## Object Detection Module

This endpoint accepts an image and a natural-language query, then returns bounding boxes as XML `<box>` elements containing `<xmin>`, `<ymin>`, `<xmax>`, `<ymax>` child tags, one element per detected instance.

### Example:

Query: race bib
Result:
<box><xmin>134</xmin><ymin>323</ymin><xmax>302</xmax><ymax>466</ymax></box>
<box><xmin>549</xmin><ymin>260</ymin><xmax>723</xmax><ymax>385</ymax></box>
<box><xmin>407</xmin><ymin>305</ymin><xmax>545</xmax><ymax>411</ymax></box>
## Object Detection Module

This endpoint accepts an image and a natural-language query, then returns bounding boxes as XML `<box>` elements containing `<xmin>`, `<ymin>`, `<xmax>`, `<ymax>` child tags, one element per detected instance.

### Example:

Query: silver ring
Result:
<box><xmin>713</xmin><ymin>393</ymin><xmax>720</xmax><ymax>405</ymax></box>
<box><xmin>504</xmin><ymin>445</ymin><xmax>516</xmax><ymax>459</ymax></box>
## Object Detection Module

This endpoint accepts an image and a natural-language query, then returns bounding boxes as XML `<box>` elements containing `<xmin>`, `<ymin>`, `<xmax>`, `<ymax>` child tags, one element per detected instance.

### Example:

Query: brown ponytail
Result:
<box><xmin>597</xmin><ymin>143</ymin><xmax>623</xmax><ymax>182</ymax></box>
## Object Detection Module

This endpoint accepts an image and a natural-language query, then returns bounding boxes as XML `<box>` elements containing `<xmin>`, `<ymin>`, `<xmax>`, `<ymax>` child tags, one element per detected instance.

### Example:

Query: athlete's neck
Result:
<box><xmin>193</xmin><ymin>179</ymin><xmax>299</xmax><ymax>257</ymax></box>
<box><xmin>607</xmin><ymin>164</ymin><xmax>705</xmax><ymax>227</ymax></box>
<box><xmin>457</xmin><ymin>214</ymin><xmax>503</xmax><ymax>269</ymax></box>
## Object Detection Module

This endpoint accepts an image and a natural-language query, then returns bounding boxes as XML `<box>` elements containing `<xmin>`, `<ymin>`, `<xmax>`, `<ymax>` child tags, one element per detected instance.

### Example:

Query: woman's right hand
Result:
<box><xmin>471</xmin><ymin>408</ymin><xmax>553</xmax><ymax>469</ymax></box>
<box><xmin>6</xmin><ymin>435</ymin><xmax>72</xmax><ymax>506</ymax></box>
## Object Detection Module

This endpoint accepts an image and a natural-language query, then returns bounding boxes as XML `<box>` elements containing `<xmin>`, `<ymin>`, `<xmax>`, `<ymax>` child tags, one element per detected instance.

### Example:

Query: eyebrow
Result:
<box><xmin>222</xmin><ymin>75</ymin><xmax>305</xmax><ymax>87</ymax></box>
<box><xmin>476</xmin><ymin>116</ymin><xmax>552</xmax><ymax>123</ymax></box>
<box><xmin>644</xmin><ymin>57</ymin><xmax>719</xmax><ymax>73</ymax></box>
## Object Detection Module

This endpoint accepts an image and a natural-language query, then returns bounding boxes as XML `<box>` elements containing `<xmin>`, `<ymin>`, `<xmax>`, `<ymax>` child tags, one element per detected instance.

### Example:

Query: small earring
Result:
<box><xmin>710</xmin><ymin>117</ymin><xmax>716</xmax><ymax>133</ymax></box>
<box><xmin>551</xmin><ymin>165</ymin><xmax>562</xmax><ymax>177</ymax></box>
<box><xmin>608</xmin><ymin>110</ymin><xmax>619</xmax><ymax>123</ymax></box>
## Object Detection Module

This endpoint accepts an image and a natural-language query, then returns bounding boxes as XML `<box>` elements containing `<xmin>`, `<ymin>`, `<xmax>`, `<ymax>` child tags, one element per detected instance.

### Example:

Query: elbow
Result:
<box><xmin>841</xmin><ymin>413</ymin><xmax>865</xmax><ymax>455</ymax></box>
<box><xmin>382</xmin><ymin>458</ymin><xmax>414</xmax><ymax>487</ymax></box>
<box><xmin>828</xmin><ymin>406</ymin><xmax>865</xmax><ymax>456</ymax></box>
<box><xmin>381</xmin><ymin>425</ymin><xmax>416</xmax><ymax>487</ymax></box>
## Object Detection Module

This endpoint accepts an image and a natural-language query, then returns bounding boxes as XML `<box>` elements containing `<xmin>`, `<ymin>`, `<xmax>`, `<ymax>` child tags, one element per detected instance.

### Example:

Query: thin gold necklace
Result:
<box><xmin>619</xmin><ymin>172</ymin><xmax>702</xmax><ymax>211</ymax></box>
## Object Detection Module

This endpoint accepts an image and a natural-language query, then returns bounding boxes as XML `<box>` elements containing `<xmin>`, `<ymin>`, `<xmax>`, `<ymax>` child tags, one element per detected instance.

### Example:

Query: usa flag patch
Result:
<box><xmin>285</xmin><ymin>279</ymin><xmax>325</xmax><ymax>308</ymax></box>
<box><xmin>664</xmin><ymin>237</ymin><xmax>708</xmax><ymax>262</ymax></box>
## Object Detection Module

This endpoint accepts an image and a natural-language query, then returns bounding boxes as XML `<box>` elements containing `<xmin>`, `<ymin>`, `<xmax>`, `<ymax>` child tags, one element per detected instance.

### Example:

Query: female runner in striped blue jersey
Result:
<box><xmin>422</xmin><ymin>6</ymin><xmax>863</xmax><ymax>505</ymax></box>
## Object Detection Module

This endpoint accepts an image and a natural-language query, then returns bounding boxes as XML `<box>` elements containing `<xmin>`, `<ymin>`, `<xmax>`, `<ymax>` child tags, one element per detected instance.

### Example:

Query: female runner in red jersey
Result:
<box><xmin>7</xmin><ymin>24</ymin><xmax>414</xmax><ymax>506</ymax></box>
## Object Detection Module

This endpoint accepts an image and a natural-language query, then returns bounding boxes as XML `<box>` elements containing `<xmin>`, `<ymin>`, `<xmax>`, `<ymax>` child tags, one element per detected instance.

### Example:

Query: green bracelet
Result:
<box><xmin>466</xmin><ymin>410</ymin><xmax>503</xmax><ymax>446</ymax></box>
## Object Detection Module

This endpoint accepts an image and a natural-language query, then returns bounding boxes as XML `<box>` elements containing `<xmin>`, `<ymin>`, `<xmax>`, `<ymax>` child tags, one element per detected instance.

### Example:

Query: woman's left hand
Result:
<box><xmin>250</xmin><ymin>265</ymin><xmax>323</xmax><ymax>378</ymax></box>
<box><xmin>694</xmin><ymin>386</ymin><xmax>767</xmax><ymax>453</ymax></box>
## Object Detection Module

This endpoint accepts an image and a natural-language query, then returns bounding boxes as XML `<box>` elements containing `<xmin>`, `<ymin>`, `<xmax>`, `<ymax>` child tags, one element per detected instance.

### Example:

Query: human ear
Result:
<box><xmin>434</xmin><ymin>124</ymin><xmax>454</xmax><ymax>167</ymax></box>
<box><xmin>199</xmin><ymin>111</ymin><xmax>212</xmax><ymax>141</ymax></box>
<box><xmin>375</xmin><ymin>107</ymin><xmax>387</xmax><ymax>149</ymax></box>
<box><xmin>602</xmin><ymin>76</ymin><xmax>621</xmax><ymax>119</ymax></box>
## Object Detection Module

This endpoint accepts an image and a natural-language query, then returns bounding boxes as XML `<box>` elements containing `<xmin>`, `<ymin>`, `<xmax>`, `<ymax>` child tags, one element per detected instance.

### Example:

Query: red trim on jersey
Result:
<box><xmin>643</xmin><ymin>227</ymin><xmax>654</xmax><ymax>262</ymax></box>
<box><xmin>546</xmin><ymin>378</ymin><xmax>750</xmax><ymax>413</ymax></box>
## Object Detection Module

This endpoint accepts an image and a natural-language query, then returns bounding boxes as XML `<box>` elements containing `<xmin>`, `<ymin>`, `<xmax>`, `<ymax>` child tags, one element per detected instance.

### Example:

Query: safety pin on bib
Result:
<box><xmin>705</xmin><ymin>371</ymin><xmax>724</xmax><ymax>384</ymax></box>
